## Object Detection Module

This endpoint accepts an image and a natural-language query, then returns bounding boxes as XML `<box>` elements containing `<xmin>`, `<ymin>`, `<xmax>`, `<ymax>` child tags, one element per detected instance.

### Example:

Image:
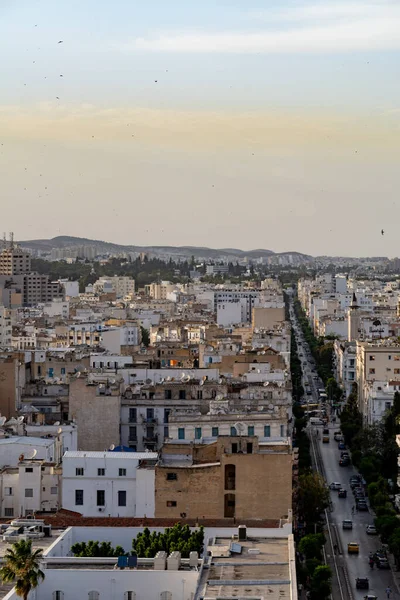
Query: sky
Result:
<box><xmin>0</xmin><ymin>0</ymin><xmax>399</xmax><ymax>257</ymax></box>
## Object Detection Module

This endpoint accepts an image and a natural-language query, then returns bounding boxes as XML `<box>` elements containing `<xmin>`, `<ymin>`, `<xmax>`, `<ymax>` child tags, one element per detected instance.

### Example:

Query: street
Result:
<box><xmin>290</xmin><ymin>300</ymin><xmax>400</xmax><ymax>600</ymax></box>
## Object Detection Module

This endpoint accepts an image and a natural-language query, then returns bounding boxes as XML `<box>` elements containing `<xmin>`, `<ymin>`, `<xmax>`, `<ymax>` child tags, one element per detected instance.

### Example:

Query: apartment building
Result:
<box><xmin>0</xmin><ymin>459</ymin><xmax>61</xmax><ymax>518</ymax></box>
<box><xmin>62</xmin><ymin>451</ymin><xmax>156</xmax><ymax>517</ymax></box>
<box><xmin>356</xmin><ymin>341</ymin><xmax>400</xmax><ymax>422</ymax></box>
<box><xmin>0</xmin><ymin>305</ymin><xmax>12</xmax><ymax>348</ymax></box>
<box><xmin>155</xmin><ymin>436</ymin><xmax>293</xmax><ymax>520</ymax></box>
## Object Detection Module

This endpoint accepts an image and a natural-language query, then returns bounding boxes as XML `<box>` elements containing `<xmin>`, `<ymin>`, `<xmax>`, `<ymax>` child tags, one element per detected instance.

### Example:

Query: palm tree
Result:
<box><xmin>0</xmin><ymin>539</ymin><xmax>45</xmax><ymax>600</ymax></box>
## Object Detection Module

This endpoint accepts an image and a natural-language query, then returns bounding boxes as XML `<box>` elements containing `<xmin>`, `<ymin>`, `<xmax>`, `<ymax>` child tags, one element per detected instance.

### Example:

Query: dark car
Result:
<box><xmin>339</xmin><ymin>458</ymin><xmax>350</xmax><ymax>466</ymax></box>
<box><xmin>338</xmin><ymin>489</ymin><xmax>347</xmax><ymax>498</ymax></box>
<box><xmin>355</xmin><ymin>577</ymin><xmax>369</xmax><ymax>590</ymax></box>
<box><xmin>356</xmin><ymin>500</ymin><xmax>368</xmax><ymax>511</ymax></box>
<box><xmin>341</xmin><ymin>451</ymin><xmax>350</xmax><ymax>458</ymax></box>
<box><xmin>338</xmin><ymin>442</ymin><xmax>346</xmax><ymax>450</ymax></box>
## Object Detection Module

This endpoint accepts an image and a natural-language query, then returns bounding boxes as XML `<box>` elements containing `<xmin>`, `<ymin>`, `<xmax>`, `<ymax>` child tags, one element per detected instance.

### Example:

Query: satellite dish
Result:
<box><xmin>109</xmin><ymin>444</ymin><xmax>115</xmax><ymax>451</ymax></box>
<box><xmin>26</xmin><ymin>448</ymin><xmax>37</xmax><ymax>459</ymax></box>
<box><xmin>199</xmin><ymin>380</ymin><xmax>204</xmax><ymax>386</ymax></box>
<box><xmin>263</xmin><ymin>381</ymin><xmax>269</xmax><ymax>387</ymax></box>
<box><xmin>57</xmin><ymin>427</ymin><xmax>62</xmax><ymax>434</ymax></box>
<box><xmin>54</xmin><ymin>421</ymin><xmax>60</xmax><ymax>426</ymax></box>
<box><xmin>17</xmin><ymin>416</ymin><xmax>24</xmax><ymax>424</ymax></box>
<box><xmin>146</xmin><ymin>378</ymin><xmax>152</xmax><ymax>384</ymax></box>
<box><xmin>0</xmin><ymin>416</ymin><xmax>6</xmax><ymax>426</ymax></box>
<box><xmin>234</xmin><ymin>422</ymin><xmax>246</xmax><ymax>435</ymax></box>
<box><xmin>166</xmin><ymin>376</ymin><xmax>171</xmax><ymax>382</ymax></box>
<box><xmin>76</xmin><ymin>371</ymin><xmax>81</xmax><ymax>378</ymax></box>
<box><xmin>181</xmin><ymin>372</ymin><xmax>186</xmax><ymax>380</ymax></box>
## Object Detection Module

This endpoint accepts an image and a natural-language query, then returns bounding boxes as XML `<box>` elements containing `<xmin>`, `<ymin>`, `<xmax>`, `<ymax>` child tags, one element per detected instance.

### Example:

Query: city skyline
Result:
<box><xmin>1</xmin><ymin>0</ymin><xmax>399</xmax><ymax>256</ymax></box>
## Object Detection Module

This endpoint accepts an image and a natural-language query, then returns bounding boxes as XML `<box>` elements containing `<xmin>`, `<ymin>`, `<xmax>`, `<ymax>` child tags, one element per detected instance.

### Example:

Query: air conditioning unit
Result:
<box><xmin>98</xmin><ymin>507</ymin><xmax>104</xmax><ymax>512</ymax></box>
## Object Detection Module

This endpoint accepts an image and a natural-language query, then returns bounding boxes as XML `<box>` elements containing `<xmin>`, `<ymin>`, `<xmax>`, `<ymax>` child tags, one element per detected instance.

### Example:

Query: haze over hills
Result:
<box><xmin>17</xmin><ymin>236</ymin><xmax>313</xmax><ymax>262</ymax></box>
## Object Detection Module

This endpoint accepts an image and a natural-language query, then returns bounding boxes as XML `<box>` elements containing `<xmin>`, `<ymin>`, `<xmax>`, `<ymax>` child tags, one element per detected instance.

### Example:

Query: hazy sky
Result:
<box><xmin>1</xmin><ymin>1</ymin><xmax>399</xmax><ymax>257</ymax></box>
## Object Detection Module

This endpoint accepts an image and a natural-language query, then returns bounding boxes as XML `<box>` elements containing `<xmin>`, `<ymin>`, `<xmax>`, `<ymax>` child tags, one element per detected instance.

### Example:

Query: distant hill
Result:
<box><xmin>18</xmin><ymin>236</ymin><xmax>313</xmax><ymax>262</ymax></box>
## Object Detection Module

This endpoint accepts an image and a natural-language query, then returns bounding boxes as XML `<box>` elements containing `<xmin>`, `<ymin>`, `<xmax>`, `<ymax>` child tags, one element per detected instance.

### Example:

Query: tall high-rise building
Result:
<box><xmin>0</xmin><ymin>245</ymin><xmax>31</xmax><ymax>275</ymax></box>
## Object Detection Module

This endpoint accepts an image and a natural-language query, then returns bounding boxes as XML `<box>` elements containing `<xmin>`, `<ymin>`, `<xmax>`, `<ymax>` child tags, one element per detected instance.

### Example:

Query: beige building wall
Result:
<box><xmin>252</xmin><ymin>307</ymin><xmax>285</xmax><ymax>330</ymax></box>
<box><xmin>155</xmin><ymin>438</ymin><xmax>292</xmax><ymax>520</ymax></box>
<box><xmin>69</xmin><ymin>378</ymin><xmax>121</xmax><ymax>451</ymax></box>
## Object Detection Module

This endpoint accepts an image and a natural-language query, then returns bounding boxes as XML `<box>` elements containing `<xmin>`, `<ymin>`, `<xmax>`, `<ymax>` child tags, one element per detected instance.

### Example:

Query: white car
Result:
<box><xmin>366</xmin><ymin>525</ymin><xmax>377</xmax><ymax>535</ymax></box>
<box><xmin>329</xmin><ymin>482</ymin><xmax>342</xmax><ymax>490</ymax></box>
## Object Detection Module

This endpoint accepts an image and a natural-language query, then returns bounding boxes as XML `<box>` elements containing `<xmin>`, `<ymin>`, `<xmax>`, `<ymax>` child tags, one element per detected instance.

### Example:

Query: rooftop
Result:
<box><xmin>196</xmin><ymin>535</ymin><xmax>294</xmax><ymax>600</ymax></box>
<box><xmin>63</xmin><ymin>451</ymin><xmax>158</xmax><ymax>460</ymax></box>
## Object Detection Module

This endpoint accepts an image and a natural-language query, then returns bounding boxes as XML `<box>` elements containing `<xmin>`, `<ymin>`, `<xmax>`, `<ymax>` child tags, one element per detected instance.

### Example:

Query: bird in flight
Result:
<box><xmin>58</xmin><ymin>40</ymin><xmax>63</xmax><ymax>44</ymax></box>
<box><xmin>381</xmin><ymin>229</ymin><xmax>384</xmax><ymax>236</ymax></box>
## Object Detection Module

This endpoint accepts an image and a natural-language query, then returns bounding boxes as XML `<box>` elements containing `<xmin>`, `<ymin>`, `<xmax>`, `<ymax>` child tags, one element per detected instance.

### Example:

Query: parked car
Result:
<box><xmin>323</xmin><ymin>428</ymin><xmax>329</xmax><ymax>435</ymax></box>
<box><xmin>338</xmin><ymin>442</ymin><xmax>346</xmax><ymax>449</ymax></box>
<box><xmin>338</xmin><ymin>489</ymin><xmax>347</xmax><ymax>498</ymax></box>
<box><xmin>376</xmin><ymin>556</ymin><xmax>390</xmax><ymax>569</ymax></box>
<box><xmin>322</xmin><ymin>435</ymin><xmax>330</xmax><ymax>443</ymax></box>
<box><xmin>333</xmin><ymin>430</ymin><xmax>342</xmax><ymax>440</ymax></box>
<box><xmin>341</xmin><ymin>451</ymin><xmax>350</xmax><ymax>459</ymax></box>
<box><xmin>355</xmin><ymin>577</ymin><xmax>369</xmax><ymax>590</ymax></box>
<box><xmin>356</xmin><ymin>500</ymin><xmax>368</xmax><ymax>511</ymax></box>
<box><xmin>348</xmin><ymin>542</ymin><xmax>360</xmax><ymax>554</ymax></box>
<box><xmin>339</xmin><ymin>458</ymin><xmax>350</xmax><ymax>466</ymax></box>
<box><xmin>366</xmin><ymin>525</ymin><xmax>377</xmax><ymax>535</ymax></box>
<box><xmin>363</xmin><ymin>596</ymin><xmax>377</xmax><ymax>600</ymax></box>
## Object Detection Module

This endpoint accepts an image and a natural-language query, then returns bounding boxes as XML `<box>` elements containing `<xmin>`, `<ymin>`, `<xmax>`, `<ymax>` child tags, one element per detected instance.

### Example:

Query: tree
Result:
<box><xmin>140</xmin><ymin>326</ymin><xmax>150</xmax><ymax>347</ymax></box>
<box><xmin>298</xmin><ymin>534</ymin><xmax>325</xmax><ymax>560</ymax></box>
<box><xmin>297</xmin><ymin>473</ymin><xmax>329</xmax><ymax>526</ymax></box>
<box><xmin>132</xmin><ymin>524</ymin><xmax>204</xmax><ymax>558</ymax></box>
<box><xmin>0</xmin><ymin>539</ymin><xmax>45</xmax><ymax>600</ymax></box>
<box><xmin>309</xmin><ymin>565</ymin><xmax>332</xmax><ymax>600</ymax></box>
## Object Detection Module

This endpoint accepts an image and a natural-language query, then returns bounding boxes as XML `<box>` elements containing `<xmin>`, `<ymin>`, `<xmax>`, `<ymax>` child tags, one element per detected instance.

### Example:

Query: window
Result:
<box><xmin>231</xmin><ymin>443</ymin><xmax>238</xmax><ymax>453</ymax></box>
<box><xmin>118</xmin><ymin>490</ymin><xmax>127</xmax><ymax>507</ymax></box>
<box><xmin>129</xmin><ymin>426</ymin><xmax>137</xmax><ymax>441</ymax></box>
<box><xmin>119</xmin><ymin>468</ymin><xmax>127</xmax><ymax>477</ymax></box>
<box><xmin>164</xmin><ymin>409</ymin><xmax>170</xmax><ymax>423</ymax></box>
<box><xmin>369</xmin><ymin>355</ymin><xmax>375</xmax><ymax>361</ymax></box>
<box><xmin>129</xmin><ymin>408</ymin><xmax>137</xmax><ymax>422</ymax></box>
<box><xmin>25</xmin><ymin>467</ymin><xmax>33</xmax><ymax>473</ymax></box>
<box><xmin>385</xmin><ymin>402</ymin><xmax>391</xmax><ymax>411</ymax></box>
<box><xmin>61</xmin><ymin>367</ymin><xmax>66</xmax><ymax>375</ymax></box>
<box><xmin>88</xmin><ymin>593</ymin><xmax>99</xmax><ymax>600</ymax></box>
<box><xmin>4</xmin><ymin>507</ymin><xmax>14</xmax><ymax>517</ymax></box>
<box><xmin>98</xmin><ymin>468</ymin><xmax>105</xmax><ymax>476</ymax></box>
<box><xmin>97</xmin><ymin>490</ymin><xmax>105</xmax><ymax>506</ymax></box>
<box><xmin>248</xmin><ymin>425</ymin><xmax>254</xmax><ymax>436</ymax></box>
<box><xmin>195</xmin><ymin>427</ymin><xmax>202</xmax><ymax>440</ymax></box>
<box><xmin>178</xmin><ymin>428</ymin><xmax>185</xmax><ymax>440</ymax></box>
<box><xmin>124</xmin><ymin>593</ymin><xmax>136</xmax><ymax>600</ymax></box>
<box><xmin>230</xmin><ymin>426</ymin><xmax>237</xmax><ymax>436</ymax></box>
<box><xmin>264</xmin><ymin>425</ymin><xmax>271</xmax><ymax>437</ymax></box>
<box><xmin>53</xmin><ymin>592</ymin><xmax>64</xmax><ymax>600</ymax></box>
<box><xmin>164</xmin><ymin>426</ymin><xmax>169</xmax><ymax>438</ymax></box>
<box><xmin>167</xmin><ymin>473</ymin><xmax>177</xmax><ymax>481</ymax></box>
<box><xmin>25</xmin><ymin>488</ymin><xmax>33</xmax><ymax>498</ymax></box>
<box><xmin>212</xmin><ymin>426</ymin><xmax>219</xmax><ymax>437</ymax></box>
<box><xmin>166</xmin><ymin>500</ymin><xmax>177</xmax><ymax>507</ymax></box>
<box><xmin>369</xmin><ymin>368</ymin><xmax>375</xmax><ymax>375</ymax></box>
<box><xmin>225</xmin><ymin>464</ymin><xmax>236</xmax><ymax>490</ymax></box>
<box><xmin>197</xmin><ymin>390</ymin><xmax>203</xmax><ymax>400</ymax></box>
<box><xmin>164</xmin><ymin>389</ymin><xmax>172</xmax><ymax>400</ymax></box>
<box><xmin>247</xmin><ymin>442</ymin><xmax>253</xmax><ymax>454</ymax></box>
<box><xmin>388</xmin><ymin>355</ymin><xmax>392</xmax><ymax>360</ymax></box>
<box><xmin>395</xmin><ymin>369</ymin><xmax>400</xmax><ymax>375</ymax></box>
<box><xmin>51</xmin><ymin>487</ymin><xmax>58</xmax><ymax>495</ymax></box>
<box><xmin>75</xmin><ymin>490</ymin><xmax>84</xmax><ymax>505</ymax></box>
<box><xmin>76</xmin><ymin>467</ymin><xmax>84</xmax><ymax>476</ymax></box>
<box><xmin>146</xmin><ymin>408</ymin><xmax>154</xmax><ymax>419</ymax></box>
<box><xmin>179</xmin><ymin>389</ymin><xmax>186</xmax><ymax>400</ymax></box>
<box><xmin>5</xmin><ymin>487</ymin><xmax>12</xmax><ymax>496</ymax></box>
<box><xmin>280</xmin><ymin>424</ymin><xmax>285</xmax><ymax>437</ymax></box>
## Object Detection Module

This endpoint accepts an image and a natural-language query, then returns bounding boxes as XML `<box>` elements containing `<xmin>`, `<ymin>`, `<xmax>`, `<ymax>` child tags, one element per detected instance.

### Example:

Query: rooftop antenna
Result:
<box><xmin>9</xmin><ymin>232</ymin><xmax>14</xmax><ymax>248</ymax></box>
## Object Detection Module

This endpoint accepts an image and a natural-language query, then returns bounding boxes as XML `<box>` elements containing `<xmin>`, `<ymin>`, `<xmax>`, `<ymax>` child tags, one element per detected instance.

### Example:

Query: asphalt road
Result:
<box><xmin>290</xmin><ymin>301</ymin><xmax>399</xmax><ymax>600</ymax></box>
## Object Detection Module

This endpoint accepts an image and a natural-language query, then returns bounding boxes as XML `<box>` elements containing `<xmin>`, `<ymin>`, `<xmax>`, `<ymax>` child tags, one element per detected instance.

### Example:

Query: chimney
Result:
<box><xmin>238</xmin><ymin>525</ymin><xmax>247</xmax><ymax>541</ymax></box>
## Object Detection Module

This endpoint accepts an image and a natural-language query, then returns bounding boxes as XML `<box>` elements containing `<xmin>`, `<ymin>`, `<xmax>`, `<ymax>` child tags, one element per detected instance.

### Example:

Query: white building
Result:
<box><xmin>41</xmin><ymin>299</ymin><xmax>70</xmax><ymax>319</ymax></box>
<box><xmin>62</xmin><ymin>451</ymin><xmax>157</xmax><ymax>517</ymax></box>
<box><xmin>0</xmin><ymin>459</ymin><xmax>60</xmax><ymax>518</ymax></box>
<box><xmin>0</xmin><ymin>305</ymin><xmax>12</xmax><ymax>348</ymax></box>
<box><xmin>217</xmin><ymin>298</ymin><xmax>247</xmax><ymax>326</ymax></box>
<box><xmin>0</xmin><ymin>437</ymin><xmax>58</xmax><ymax>468</ymax></box>
<box><xmin>58</xmin><ymin>280</ymin><xmax>79</xmax><ymax>298</ymax></box>
<box><xmin>3</xmin><ymin>523</ymin><xmax>296</xmax><ymax>600</ymax></box>
<box><xmin>101</xmin><ymin>325</ymin><xmax>140</xmax><ymax>354</ymax></box>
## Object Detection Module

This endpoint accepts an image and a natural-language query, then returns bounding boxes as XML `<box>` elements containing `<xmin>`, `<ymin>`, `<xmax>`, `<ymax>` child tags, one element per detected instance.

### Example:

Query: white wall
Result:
<box><xmin>0</xmin><ymin>438</ymin><xmax>56</xmax><ymax>468</ymax></box>
<box><xmin>61</xmin><ymin>454</ymin><xmax>155</xmax><ymax>517</ymax></box>
<box><xmin>3</xmin><ymin>569</ymin><xmax>198</xmax><ymax>600</ymax></box>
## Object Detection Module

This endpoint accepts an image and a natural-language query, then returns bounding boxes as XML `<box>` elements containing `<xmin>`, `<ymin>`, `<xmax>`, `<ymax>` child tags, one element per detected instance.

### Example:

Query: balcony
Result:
<box><xmin>128</xmin><ymin>435</ymin><xmax>137</xmax><ymax>442</ymax></box>
<box><xmin>142</xmin><ymin>416</ymin><xmax>157</xmax><ymax>424</ymax></box>
<box><xmin>143</xmin><ymin>433</ymin><xmax>158</xmax><ymax>442</ymax></box>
